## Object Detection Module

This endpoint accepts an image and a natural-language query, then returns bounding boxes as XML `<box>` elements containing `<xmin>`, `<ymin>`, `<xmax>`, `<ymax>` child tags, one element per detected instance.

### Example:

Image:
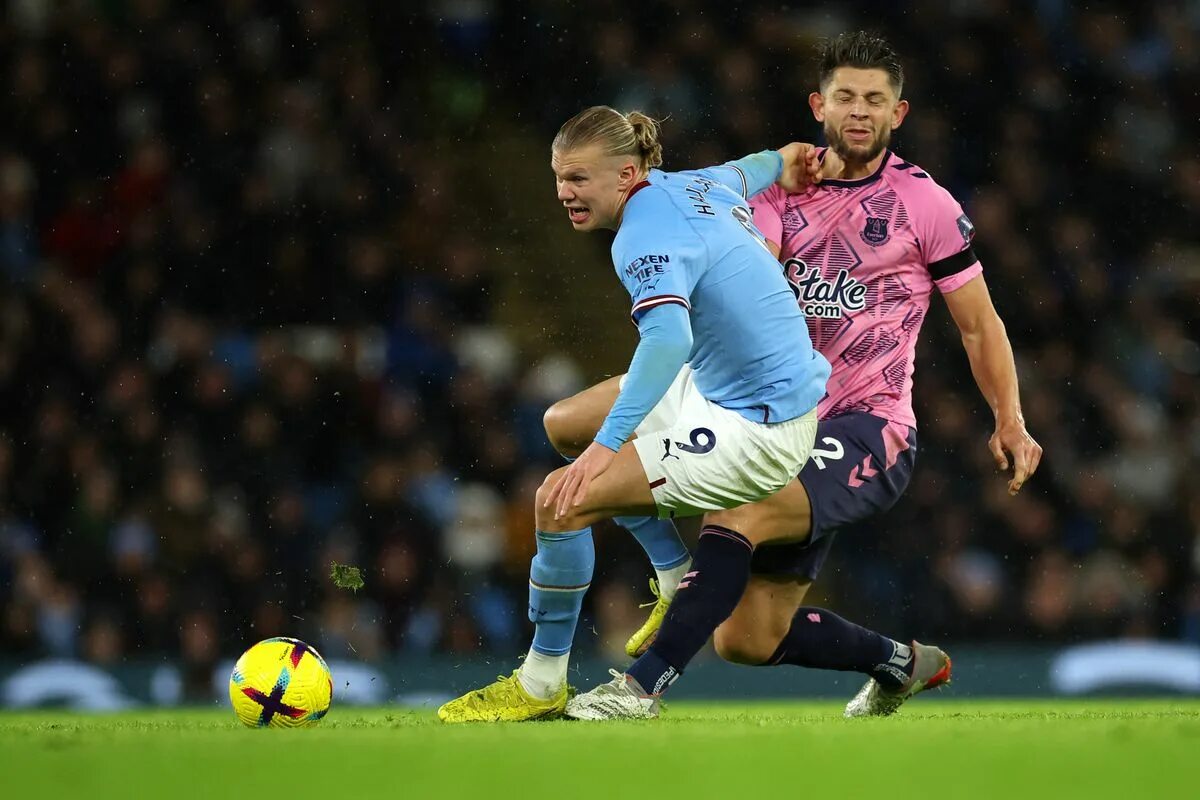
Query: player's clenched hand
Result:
<box><xmin>545</xmin><ymin>440</ymin><xmax>617</xmax><ymax>519</ymax></box>
<box><xmin>819</xmin><ymin>147</ymin><xmax>843</xmax><ymax>180</ymax></box>
<box><xmin>776</xmin><ymin>142</ymin><xmax>822</xmax><ymax>192</ymax></box>
<box><xmin>989</xmin><ymin>420</ymin><xmax>1043</xmax><ymax>496</ymax></box>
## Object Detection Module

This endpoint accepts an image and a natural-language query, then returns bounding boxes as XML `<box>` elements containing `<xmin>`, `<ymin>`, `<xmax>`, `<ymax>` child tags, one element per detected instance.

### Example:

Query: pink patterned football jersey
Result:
<box><xmin>750</xmin><ymin>149</ymin><xmax>982</xmax><ymax>428</ymax></box>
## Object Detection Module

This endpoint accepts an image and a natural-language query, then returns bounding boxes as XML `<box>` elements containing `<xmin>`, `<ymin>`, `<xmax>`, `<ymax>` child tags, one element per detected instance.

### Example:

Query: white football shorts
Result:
<box><xmin>623</xmin><ymin>365</ymin><xmax>818</xmax><ymax>519</ymax></box>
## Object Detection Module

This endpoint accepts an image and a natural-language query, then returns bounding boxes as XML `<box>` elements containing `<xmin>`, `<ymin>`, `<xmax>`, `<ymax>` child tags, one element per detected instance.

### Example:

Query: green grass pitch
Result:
<box><xmin>2</xmin><ymin>700</ymin><xmax>1197</xmax><ymax>799</ymax></box>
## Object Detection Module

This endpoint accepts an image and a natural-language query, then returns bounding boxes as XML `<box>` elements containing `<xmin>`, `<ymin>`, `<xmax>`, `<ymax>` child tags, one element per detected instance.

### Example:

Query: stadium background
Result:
<box><xmin>0</xmin><ymin>1</ymin><xmax>1197</xmax><ymax>706</ymax></box>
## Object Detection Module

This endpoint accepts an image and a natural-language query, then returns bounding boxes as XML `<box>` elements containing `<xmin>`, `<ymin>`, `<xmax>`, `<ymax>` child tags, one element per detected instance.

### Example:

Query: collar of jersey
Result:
<box><xmin>626</xmin><ymin>178</ymin><xmax>653</xmax><ymax>201</ymax></box>
<box><xmin>818</xmin><ymin>148</ymin><xmax>893</xmax><ymax>189</ymax></box>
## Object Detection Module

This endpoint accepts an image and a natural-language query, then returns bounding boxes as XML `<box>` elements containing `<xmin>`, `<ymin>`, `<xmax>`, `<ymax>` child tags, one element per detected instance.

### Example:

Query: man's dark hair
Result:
<box><xmin>817</xmin><ymin>32</ymin><xmax>904</xmax><ymax>96</ymax></box>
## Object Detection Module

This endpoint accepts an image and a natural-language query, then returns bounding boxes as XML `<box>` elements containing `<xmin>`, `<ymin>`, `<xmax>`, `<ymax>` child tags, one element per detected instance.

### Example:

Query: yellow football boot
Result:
<box><xmin>437</xmin><ymin>669</ymin><xmax>568</xmax><ymax>723</ymax></box>
<box><xmin>624</xmin><ymin>579</ymin><xmax>672</xmax><ymax>658</ymax></box>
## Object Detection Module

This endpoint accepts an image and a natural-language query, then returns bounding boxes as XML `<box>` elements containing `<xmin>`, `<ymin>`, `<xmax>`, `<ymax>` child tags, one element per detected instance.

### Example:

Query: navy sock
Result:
<box><xmin>763</xmin><ymin>607</ymin><xmax>914</xmax><ymax>690</ymax></box>
<box><xmin>626</xmin><ymin>525</ymin><xmax>753</xmax><ymax>695</ymax></box>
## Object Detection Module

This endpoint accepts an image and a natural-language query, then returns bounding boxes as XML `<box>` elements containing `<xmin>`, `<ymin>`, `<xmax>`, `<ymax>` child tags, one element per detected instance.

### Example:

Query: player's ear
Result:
<box><xmin>892</xmin><ymin>99</ymin><xmax>910</xmax><ymax>130</ymax></box>
<box><xmin>618</xmin><ymin>160</ymin><xmax>639</xmax><ymax>188</ymax></box>
<box><xmin>808</xmin><ymin>92</ymin><xmax>825</xmax><ymax>122</ymax></box>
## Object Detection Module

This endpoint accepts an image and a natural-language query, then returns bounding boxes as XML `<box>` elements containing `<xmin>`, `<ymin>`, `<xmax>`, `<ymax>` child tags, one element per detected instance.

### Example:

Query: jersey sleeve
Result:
<box><xmin>919</xmin><ymin>183</ymin><xmax>983</xmax><ymax>294</ymax></box>
<box><xmin>691</xmin><ymin>150</ymin><xmax>783</xmax><ymax>199</ymax></box>
<box><xmin>595</xmin><ymin>195</ymin><xmax>704</xmax><ymax>451</ymax></box>
<box><xmin>593</xmin><ymin>303</ymin><xmax>693</xmax><ymax>452</ymax></box>
<box><xmin>612</xmin><ymin>196</ymin><xmax>704</xmax><ymax>323</ymax></box>
<box><xmin>748</xmin><ymin>184</ymin><xmax>786</xmax><ymax>249</ymax></box>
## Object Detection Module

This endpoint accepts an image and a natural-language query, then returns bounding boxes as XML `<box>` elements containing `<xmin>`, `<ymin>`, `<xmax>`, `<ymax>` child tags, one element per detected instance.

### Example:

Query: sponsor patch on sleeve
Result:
<box><xmin>956</xmin><ymin>213</ymin><xmax>976</xmax><ymax>245</ymax></box>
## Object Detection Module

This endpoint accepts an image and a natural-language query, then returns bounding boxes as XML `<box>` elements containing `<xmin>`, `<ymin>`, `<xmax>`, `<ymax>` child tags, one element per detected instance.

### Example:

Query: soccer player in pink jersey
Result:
<box><xmin>547</xmin><ymin>32</ymin><xmax>1042</xmax><ymax>719</ymax></box>
<box><xmin>705</xmin><ymin>30</ymin><xmax>1043</xmax><ymax>716</ymax></box>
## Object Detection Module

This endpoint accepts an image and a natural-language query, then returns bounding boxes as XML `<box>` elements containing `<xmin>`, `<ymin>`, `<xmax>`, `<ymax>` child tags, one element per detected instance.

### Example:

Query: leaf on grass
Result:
<box><xmin>330</xmin><ymin>561</ymin><xmax>365</xmax><ymax>592</ymax></box>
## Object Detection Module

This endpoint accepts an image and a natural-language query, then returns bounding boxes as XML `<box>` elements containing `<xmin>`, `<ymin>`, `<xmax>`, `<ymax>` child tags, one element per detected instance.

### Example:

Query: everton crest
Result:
<box><xmin>861</xmin><ymin>216</ymin><xmax>890</xmax><ymax>246</ymax></box>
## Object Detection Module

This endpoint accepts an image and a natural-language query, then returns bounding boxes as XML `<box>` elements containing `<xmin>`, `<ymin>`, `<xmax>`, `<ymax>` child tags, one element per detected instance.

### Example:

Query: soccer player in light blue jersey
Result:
<box><xmin>438</xmin><ymin>106</ymin><xmax>830</xmax><ymax>722</ymax></box>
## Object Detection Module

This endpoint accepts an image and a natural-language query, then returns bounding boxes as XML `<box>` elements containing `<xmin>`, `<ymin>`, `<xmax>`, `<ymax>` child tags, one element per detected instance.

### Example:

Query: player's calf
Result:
<box><xmin>713</xmin><ymin>575</ymin><xmax>810</xmax><ymax>665</ymax></box>
<box><xmin>570</xmin><ymin>524</ymin><xmax>758</xmax><ymax>721</ymax></box>
<box><xmin>766</xmin><ymin>606</ymin><xmax>917</xmax><ymax>686</ymax></box>
<box><xmin>622</xmin><ymin>525</ymin><xmax>755</xmax><ymax>697</ymax></box>
<box><xmin>713</xmin><ymin>625</ymin><xmax>786</xmax><ymax>666</ymax></box>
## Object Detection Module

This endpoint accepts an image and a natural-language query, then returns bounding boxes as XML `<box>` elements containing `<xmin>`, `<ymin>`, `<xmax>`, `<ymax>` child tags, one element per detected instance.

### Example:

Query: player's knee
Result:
<box><xmin>543</xmin><ymin>402</ymin><xmax>587</xmax><ymax>459</ymax></box>
<box><xmin>536</xmin><ymin>505</ymin><xmax>589</xmax><ymax>533</ymax></box>
<box><xmin>532</xmin><ymin>474</ymin><xmax>586</xmax><ymax>532</ymax></box>
<box><xmin>534</xmin><ymin>474</ymin><xmax>559</xmax><ymax>516</ymax></box>
<box><xmin>713</xmin><ymin>622</ymin><xmax>780</xmax><ymax>666</ymax></box>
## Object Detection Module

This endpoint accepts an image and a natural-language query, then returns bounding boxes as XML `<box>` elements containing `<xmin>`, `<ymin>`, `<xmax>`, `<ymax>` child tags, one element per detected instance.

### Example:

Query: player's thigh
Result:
<box><xmin>714</xmin><ymin>575</ymin><xmax>812</xmax><ymax>662</ymax></box>
<box><xmin>704</xmin><ymin>477</ymin><xmax>813</xmax><ymax>548</ymax></box>
<box><xmin>542</xmin><ymin>368</ymin><xmax>686</xmax><ymax>455</ymax></box>
<box><xmin>536</xmin><ymin>442</ymin><xmax>658</xmax><ymax>528</ymax></box>
<box><xmin>543</xmin><ymin>374</ymin><xmax>624</xmax><ymax>456</ymax></box>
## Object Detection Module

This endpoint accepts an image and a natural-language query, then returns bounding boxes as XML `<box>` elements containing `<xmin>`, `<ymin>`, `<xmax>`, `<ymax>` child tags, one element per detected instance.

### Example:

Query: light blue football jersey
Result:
<box><xmin>601</xmin><ymin>152</ymin><xmax>830</xmax><ymax>446</ymax></box>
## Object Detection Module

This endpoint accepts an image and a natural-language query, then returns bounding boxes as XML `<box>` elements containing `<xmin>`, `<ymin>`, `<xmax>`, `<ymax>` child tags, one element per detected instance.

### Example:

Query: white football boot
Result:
<box><xmin>844</xmin><ymin>641</ymin><xmax>952</xmax><ymax>718</ymax></box>
<box><xmin>565</xmin><ymin>670</ymin><xmax>661</xmax><ymax>721</ymax></box>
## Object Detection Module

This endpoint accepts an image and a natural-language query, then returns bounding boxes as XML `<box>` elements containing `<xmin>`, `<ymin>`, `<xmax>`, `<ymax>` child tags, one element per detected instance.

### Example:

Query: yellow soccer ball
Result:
<box><xmin>229</xmin><ymin>637</ymin><xmax>333</xmax><ymax>728</ymax></box>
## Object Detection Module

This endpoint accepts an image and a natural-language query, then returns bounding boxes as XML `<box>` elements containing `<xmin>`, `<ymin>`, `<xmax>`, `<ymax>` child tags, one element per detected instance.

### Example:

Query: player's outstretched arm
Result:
<box><xmin>705</xmin><ymin>144</ymin><xmax>821</xmax><ymax>200</ymax></box>
<box><xmin>942</xmin><ymin>275</ymin><xmax>1043</xmax><ymax>495</ymax></box>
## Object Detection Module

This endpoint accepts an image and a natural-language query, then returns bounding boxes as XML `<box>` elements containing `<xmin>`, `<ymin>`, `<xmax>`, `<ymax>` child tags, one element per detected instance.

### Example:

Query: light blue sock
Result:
<box><xmin>614</xmin><ymin>516</ymin><xmax>690</xmax><ymax>570</ymax></box>
<box><xmin>528</xmin><ymin>527</ymin><xmax>595</xmax><ymax>656</ymax></box>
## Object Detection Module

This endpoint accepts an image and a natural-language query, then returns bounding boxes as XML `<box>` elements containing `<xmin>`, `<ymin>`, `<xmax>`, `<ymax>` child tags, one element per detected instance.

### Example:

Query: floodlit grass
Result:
<box><xmin>2</xmin><ymin>700</ymin><xmax>1197</xmax><ymax>799</ymax></box>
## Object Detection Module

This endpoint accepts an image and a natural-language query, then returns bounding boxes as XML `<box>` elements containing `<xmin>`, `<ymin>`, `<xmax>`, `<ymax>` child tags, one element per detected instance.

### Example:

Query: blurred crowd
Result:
<box><xmin>1</xmin><ymin>1</ymin><xmax>1198</xmax><ymax>691</ymax></box>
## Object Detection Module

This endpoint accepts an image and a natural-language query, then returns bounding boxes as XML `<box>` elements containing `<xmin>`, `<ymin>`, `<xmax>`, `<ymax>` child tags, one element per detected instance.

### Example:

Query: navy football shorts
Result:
<box><xmin>750</xmin><ymin>412</ymin><xmax>917</xmax><ymax>581</ymax></box>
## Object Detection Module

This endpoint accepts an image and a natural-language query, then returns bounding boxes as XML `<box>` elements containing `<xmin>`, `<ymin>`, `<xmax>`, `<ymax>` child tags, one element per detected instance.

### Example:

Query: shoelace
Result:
<box><xmin>594</xmin><ymin>668</ymin><xmax>664</xmax><ymax>714</ymax></box>
<box><xmin>465</xmin><ymin>673</ymin><xmax>516</xmax><ymax>706</ymax></box>
<box><xmin>638</xmin><ymin>578</ymin><xmax>663</xmax><ymax>609</ymax></box>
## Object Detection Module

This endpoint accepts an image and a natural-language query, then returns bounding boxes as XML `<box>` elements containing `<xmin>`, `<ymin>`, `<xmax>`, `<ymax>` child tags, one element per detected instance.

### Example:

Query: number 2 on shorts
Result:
<box><xmin>809</xmin><ymin>436</ymin><xmax>844</xmax><ymax>470</ymax></box>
